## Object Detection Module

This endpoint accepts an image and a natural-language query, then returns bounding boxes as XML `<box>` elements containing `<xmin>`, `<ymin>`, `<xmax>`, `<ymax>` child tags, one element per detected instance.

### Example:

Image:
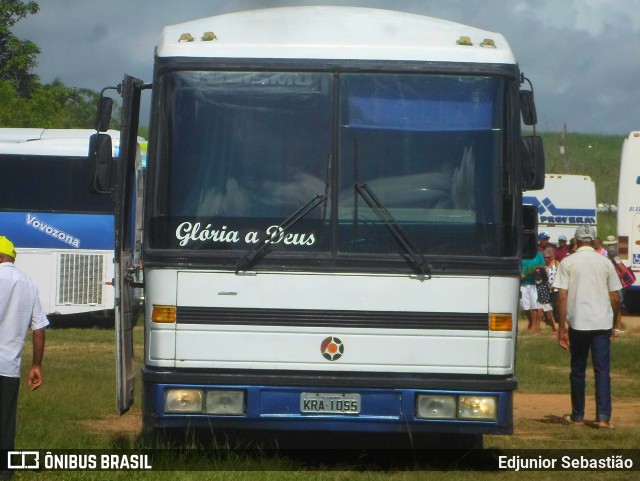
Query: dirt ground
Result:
<box><xmin>510</xmin><ymin>314</ymin><xmax>640</xmax><ymax>437</ymax></box>
<box><xmin>85</xmin><ymin>316</ymin><xmax>640</xmax><ymax>439</ymax></box>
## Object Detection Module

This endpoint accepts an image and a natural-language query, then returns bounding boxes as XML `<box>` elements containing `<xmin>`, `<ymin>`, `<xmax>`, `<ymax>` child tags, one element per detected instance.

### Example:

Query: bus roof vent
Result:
<box><xmin>179</xmin><ymin>33</ymin><xmax>194</xmax><ymax>42</ymax></box>
<box><xmin>457</xmin><ymin>36</ymin><xmax>473</xmax><ymax>46</ymax></box>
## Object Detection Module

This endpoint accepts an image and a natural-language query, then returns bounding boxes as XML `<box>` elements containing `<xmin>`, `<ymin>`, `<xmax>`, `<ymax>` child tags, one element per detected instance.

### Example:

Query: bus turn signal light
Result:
<box><xmin>489</xmin><ymin>313</ymin><xmax>512</xmax><ymax>331</ymax></box>
<box><xmin>152</xmin><ymin>305</ymin><xmax>176</xmax><ymax>323</ymax></box>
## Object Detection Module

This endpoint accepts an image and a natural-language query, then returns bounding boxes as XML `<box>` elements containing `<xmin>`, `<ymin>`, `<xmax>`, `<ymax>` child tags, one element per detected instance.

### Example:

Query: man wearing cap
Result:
<box><xmin>0</xmin><ymin>236</ymin><xmax>49</xmax><ymax>475</ymax></box>
<box><xmin>538</xmin><ymin>231</ymin><xmax>551</xmax><ymax>252</ymax></box>
<box><xmin>554</xmin><ymin>234</ymin><xmax>570</xmax><ymax>261</ymax></box>
<box><xmin>552</xmin><ymin>225</ymin><xmax>621</xmax><ymax>429</ymax></box>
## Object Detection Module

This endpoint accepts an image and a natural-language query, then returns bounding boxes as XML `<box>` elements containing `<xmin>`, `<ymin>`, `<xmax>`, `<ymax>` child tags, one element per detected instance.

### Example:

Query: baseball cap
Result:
<box><xmin>558</xmin><ymin>235</ymin><xmax>567</xmax><ymax>242</ymax></box>
<box><xmin>0</xmin><ymin>236</ymin><xmax>16</xmax><ymax>258</ymax></box>
<box><xmin>538</xmin><ymin>231</ymin><xmax>550</xmax><ymax>240</ymax></box>
<box><xmin>574</xmin><ymin>225</ymin><xmax>595</xmax><ymax>241</ymax></box>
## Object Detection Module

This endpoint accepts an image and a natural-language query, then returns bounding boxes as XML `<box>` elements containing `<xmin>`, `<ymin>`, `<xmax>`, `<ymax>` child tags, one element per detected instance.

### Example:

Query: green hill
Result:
<box><xmin>540</xmin><ymin>131</ymin><xmax>627</xmax><ymax>238</ymax></box>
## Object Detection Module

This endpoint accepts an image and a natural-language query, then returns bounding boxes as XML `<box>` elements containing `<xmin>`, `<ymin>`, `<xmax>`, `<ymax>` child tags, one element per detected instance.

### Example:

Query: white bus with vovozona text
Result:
<box><xmin>0</xmin><ymin>129</ymin><xmax>121</xmax><ymax>322</ymax></box>
<box><xmin>523</xmin><ymin>174</ymin><xmax>597</xmax><ymax>245</ymax></box>
<box><xmin>91</xmin><ymin>6</ymin><xmax>544</xmax><ymax>447</ymax></box>
<box><xmin>0</xmin><ymin>128</ymin><xmax>145</xmax><ymax>324</ymax></box>
<box><xmin>616</xmin><ymin>131</ymin><xmax>640</xmax><ymax>312</ymax></box>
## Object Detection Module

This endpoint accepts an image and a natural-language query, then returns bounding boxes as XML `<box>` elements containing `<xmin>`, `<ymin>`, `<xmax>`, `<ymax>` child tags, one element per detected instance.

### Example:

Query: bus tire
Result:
<box><xmin>410</xmin><ymin>433</ymin><xmax>483</xmax><ymax>450</ymax></box>
<box><xmin>623</xmin><ymin>290</ymin><xmax>640</xmax><ymax>314</ymax></box>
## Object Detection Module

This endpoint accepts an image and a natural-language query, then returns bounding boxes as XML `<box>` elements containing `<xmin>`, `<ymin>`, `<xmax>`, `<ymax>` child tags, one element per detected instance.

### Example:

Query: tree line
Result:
<box><xmin>0</xmin><ymin>1</ymin><xmax>114</xmax><ymax>129</ymax></box>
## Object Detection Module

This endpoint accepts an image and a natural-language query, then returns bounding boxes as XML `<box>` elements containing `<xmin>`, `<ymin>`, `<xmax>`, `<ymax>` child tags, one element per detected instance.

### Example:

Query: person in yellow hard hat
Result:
<box><xmin>0</xmin><ymin>236</ymin><xmax>49</xmax><ymax>479</ymax></box>
<box><xmin>0</xmin><ymin>236</ymin><xmax>16</xmax><ymax>259</ymax></box>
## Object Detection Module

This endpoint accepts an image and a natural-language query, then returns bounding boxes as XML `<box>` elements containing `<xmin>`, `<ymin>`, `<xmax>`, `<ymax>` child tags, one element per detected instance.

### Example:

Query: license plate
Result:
<box><xmin>300</xmin><ymin>392</ymin><xmax>361</xmax><ymax>414</ymax></box>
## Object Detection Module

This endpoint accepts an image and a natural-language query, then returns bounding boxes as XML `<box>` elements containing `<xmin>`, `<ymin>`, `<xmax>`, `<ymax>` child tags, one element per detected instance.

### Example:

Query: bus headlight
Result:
<box><xmin>457</xmin><ymin>395</ymin><xmax>497</xmax><ymax>421</ymax></box>
<box><xmin>165</xmin><ymin>389</ymin><xmax>203</xmax><ymax>413</ymax></box>
<box><xmin>205</xmin><ymin>390</ymin><xmax>245</xmax><ymax>415</ymax></box>
<box><xmin>416</xmin><ymin>395</ymin><xmax>456</xmax><ymax>419</ymax></box>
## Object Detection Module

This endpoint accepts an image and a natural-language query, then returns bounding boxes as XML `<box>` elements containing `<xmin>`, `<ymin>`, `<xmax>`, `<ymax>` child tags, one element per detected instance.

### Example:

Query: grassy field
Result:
<box><xmin>540</xmin><ymin>131</ymin><xmax>625</xmax><ymax>240</ymax></box>
<box><xmin>11</xmin><ymin>324</ymin><xmax>640</xmax><ymax>480</ymax></box>
<box><xmin>541</xmin><ymin>132</ymin><xmax>624</xmax><ymax>205</ymax></box>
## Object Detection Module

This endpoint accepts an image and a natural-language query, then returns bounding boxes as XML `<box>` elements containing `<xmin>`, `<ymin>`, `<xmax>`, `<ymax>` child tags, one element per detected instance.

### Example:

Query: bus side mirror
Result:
<box><xmin>519</xmin><ymin>90</ymin><xmax>537</xmax><ymax>126</ymax></box>
<box><xmin>95</xmin><ymin>97</ymin><xmax>114</xmax><ymax>132</ymax></box>
<box><xmin>522</xmin><ymin>204</ymin><xmax>538</xmax><ymax>259</ymax></box>
<box><xmin>521</xmin><ymin>135</ymin><xmax>545</xmax><ymax>191</ymax></box>
<box><xmin>88</xmin><ymin>133</ymin><xmax>114</xmax><ymax>194</ymax></box>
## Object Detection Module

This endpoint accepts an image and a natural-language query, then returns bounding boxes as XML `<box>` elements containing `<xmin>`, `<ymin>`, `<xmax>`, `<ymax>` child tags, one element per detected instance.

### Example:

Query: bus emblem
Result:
<box><xmin>320</xmin><ymin>336</ymin><xmax>344</xmax><ymax>361</ymax></box>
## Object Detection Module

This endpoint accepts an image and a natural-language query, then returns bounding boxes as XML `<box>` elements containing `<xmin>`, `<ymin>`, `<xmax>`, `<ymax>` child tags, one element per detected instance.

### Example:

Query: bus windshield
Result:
<box><xmin>150</xmin><ymin>70</ymin><xmax>508</xmax><ymax>258</ymax></box>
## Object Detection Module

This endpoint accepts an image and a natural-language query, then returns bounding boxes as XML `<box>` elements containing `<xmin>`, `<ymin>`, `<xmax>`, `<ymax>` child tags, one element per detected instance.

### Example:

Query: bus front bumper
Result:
<box><xmin>141</xmin><ymin>368</ymin><xmax>515</xmax><ymax>435</ymax></box>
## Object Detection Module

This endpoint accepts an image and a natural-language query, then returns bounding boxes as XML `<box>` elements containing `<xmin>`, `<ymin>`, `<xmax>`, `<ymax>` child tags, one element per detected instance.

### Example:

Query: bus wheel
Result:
<box><xmin>623</xmin><ymin>291</ymin><xmax>640</xmax><ymax>314</ymax></box>
<box><xmin>411</xmin><ymin>433</ymin><xmax>483</xmax><ymax>450</ymax></box>
<box><xmin>437</xmin><ymin>433</ymin><xmax>483</xmax><ymax>449</ymax></box>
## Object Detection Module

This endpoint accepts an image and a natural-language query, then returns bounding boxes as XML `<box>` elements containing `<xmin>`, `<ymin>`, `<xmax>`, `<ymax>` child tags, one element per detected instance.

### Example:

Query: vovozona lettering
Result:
<box><xmin>26</xmin><ymin>213</ymin><xmax>80</xmax><ymax>248</ymax></box>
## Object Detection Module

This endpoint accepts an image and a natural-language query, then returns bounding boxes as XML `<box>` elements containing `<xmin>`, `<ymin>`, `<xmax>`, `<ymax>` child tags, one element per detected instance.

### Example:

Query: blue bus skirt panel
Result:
<box><xmin>141</xmin><ymin>374</ymin><xmax>514</xmax><ymax>435</ymax></box>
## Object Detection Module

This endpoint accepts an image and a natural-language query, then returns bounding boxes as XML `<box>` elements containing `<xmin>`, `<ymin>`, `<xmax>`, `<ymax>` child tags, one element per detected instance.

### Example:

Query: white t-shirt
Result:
<box><xmin>0</xmin><ymin>262</ymin><xmax>50</xmax><ymax>378</ymax></box>
<box><xmin>552</xmin><ymin>246</ymin><xmax>622</xmax><ymax>330</ymax></box>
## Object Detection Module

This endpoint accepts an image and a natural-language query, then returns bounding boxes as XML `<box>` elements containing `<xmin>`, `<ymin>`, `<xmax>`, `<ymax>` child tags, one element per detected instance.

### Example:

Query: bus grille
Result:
<box><xmin>57</xmin><ymin>253</ymin><xmax>104</xmax><ymax>306</ymax></box>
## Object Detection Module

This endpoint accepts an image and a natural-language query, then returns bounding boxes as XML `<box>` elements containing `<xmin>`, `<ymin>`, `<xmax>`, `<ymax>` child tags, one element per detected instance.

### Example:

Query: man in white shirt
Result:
<box><xmin>552</xmin><ymin>225</ymin><xmax>621</xmax><ymax>429</ymax></box>
<box><xmin>0</xmin><ymin>236</ymin><xmax>49</xmax><ymax>472</ymax></box>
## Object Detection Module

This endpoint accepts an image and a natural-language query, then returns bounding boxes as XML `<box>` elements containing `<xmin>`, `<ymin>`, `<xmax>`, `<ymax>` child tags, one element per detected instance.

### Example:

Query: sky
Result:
<box><xmin>12</xmin><ymin>0</ymin><xmax>640</xmax><ymax>135</ymax></box>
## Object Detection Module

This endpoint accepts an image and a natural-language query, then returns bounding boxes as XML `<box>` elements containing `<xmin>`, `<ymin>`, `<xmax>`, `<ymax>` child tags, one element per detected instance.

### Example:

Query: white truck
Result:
<box><xmin>523</xmin><ymin>174</ymin><xmax>597</xmax><ymax>244</ymax></box>
<box><xmin>616</xmin><ymin>131</ymin><xmax>640</xmax><ymax>312</ymax></box>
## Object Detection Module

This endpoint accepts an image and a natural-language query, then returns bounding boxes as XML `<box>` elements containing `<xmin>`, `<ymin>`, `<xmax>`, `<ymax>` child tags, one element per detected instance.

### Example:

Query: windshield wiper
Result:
<box><xmin>355</xmin><ymin>182</ymin><xmax>432</xmax><ymax>280</ymax></box>
<box><xmin>236</xmin><ymin>194</ymin><xmax>327</xmax><ymax>274</ymax></box>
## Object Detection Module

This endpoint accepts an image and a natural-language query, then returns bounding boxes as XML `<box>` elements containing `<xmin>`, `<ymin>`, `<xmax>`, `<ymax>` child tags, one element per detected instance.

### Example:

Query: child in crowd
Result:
<box><xmin>533</xmin><ymin>266</ymin><xmax>557</xmax><ymax>335</ymax></box>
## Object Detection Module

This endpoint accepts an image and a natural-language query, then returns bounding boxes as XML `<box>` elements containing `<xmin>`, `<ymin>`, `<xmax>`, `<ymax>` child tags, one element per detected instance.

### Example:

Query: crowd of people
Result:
<box><xmin>520</xmin><ymin>230</ymin><xmax>629</xmax><ymax>336</ymax></box>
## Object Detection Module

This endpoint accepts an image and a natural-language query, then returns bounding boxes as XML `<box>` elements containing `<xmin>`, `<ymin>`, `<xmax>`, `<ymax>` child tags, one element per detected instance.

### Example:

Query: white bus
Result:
<box><xmin>523</xmin><ymin>174</ymin><xmax>597</xmax><ymax>244</ymax></box>
<box><xmin>0</xmin><ymin>129</ymin><xmax>123</xmax><ymax>321</ymax></box>
<box><xmin>91</xmin><ymin>6</ymin><xmax>544</xmax><ymax>445</ymax></box>
<box><xmin>616</xmin><ymin>131</ymin><xmax>640</xmax><ymax>312</ymax></box>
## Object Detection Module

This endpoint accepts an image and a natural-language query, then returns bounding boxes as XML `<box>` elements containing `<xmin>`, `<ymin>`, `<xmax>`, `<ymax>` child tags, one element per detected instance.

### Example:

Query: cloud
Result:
<box><xmin>514</xmin><ymin>0</ymin><xmax>640</xmax><ymax>35</ymax></box>
<box><xmin>88</xmin><ymin>23</ymin><xmax>109</xmax><ymax>43</ymax></box>
<box><xmin>10</xmin><ymin>0</ymin><xmax>640</xmax><ymax>134</ymax></box>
